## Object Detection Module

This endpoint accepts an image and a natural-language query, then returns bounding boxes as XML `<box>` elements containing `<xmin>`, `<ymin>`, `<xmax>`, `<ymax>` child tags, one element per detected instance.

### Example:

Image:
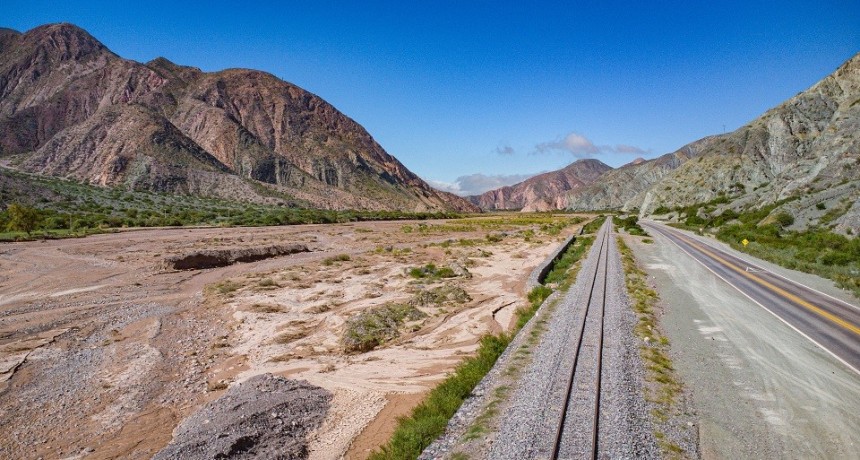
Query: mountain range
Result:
<box><xmin>473</xmin><ymin>52</ymin><xmax>860</xmax><ymax>234</ymax></box>
<box><xmin>0</xmin><ymin>23</ymin><xmax>478</xmax><ymax>212</ymax></box>
<box><xmin>2</xmin><ymin>23</ymin><xmax>857</xmax><ymax>231</ymax></box>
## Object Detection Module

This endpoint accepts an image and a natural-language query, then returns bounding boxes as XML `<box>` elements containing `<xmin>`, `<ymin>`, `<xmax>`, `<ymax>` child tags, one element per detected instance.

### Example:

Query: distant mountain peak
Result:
<box><xmin>470</xmin><ymin>158</ymin><xmax>612</xmax><ymax>211</ymax></box>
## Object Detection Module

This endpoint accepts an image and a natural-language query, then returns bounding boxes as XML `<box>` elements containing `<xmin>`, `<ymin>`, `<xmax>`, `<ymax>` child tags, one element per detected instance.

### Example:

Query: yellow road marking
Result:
<box><xmin>660</xmin><ymin>227</ymin><xmax>860</xmax><ymax>337</ymax></box>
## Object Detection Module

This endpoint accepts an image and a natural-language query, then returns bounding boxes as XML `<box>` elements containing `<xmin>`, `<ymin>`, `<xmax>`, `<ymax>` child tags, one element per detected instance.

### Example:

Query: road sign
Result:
<box><xmin>742</xmin><ymin>238</ymin><xmax>749</xmax><ymax>247</ymax></box>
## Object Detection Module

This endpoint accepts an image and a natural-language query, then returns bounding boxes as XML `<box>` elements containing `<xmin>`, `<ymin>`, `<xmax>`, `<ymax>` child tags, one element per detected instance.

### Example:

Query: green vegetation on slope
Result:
<box><xmin>668</xmin><ymin>197</ymin><xmax>860</xmax><ymax>298</ymax></box>
<box><xmin>0</xmin><ymin>168</ymin><xmax>461</xmax><ymax>241</ymax></box>
<box><xmin>716</xmin><ymin>221</ymin><xmax>860</xmax><ymax>297</ymax></box>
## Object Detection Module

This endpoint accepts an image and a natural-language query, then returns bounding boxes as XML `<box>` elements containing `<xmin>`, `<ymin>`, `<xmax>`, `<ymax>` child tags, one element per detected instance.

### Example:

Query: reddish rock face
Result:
<box><xmin>0</xmin><ymin>23</ymin><xmax>478</xmax><ymax>212</ymax></box>
<box><xmin>469</xmin><ymin>159</ymin><xmax>613</xmax><ymax>211</ymax></box>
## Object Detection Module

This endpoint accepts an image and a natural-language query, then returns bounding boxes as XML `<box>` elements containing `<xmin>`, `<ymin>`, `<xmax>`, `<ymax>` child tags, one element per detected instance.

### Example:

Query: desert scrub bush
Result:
<box><xmin>485</xmin><ymin>233</ymin><xmax>504</xmax><ymax>243</ymax></box>
<box><xmin>211</xmin><ymin>280</ymin><xmax>241</xmax><ymax>295</ymax></box>
<box><xmin>410</xmin><ymin>285</ymin><xmax>471</xmax><ymax>308</ymax></box>
<box><xmin>0</xmin><ymin>168</ymin><xmax>466</xmax><ymax>240</ymax></box>
<box><xmin>520</xmin><ymin>229</ymin><xmax>535</xmax><ymax>241</ymax></box>
<box><xmin>257</xmin><ymin>277</ymin><xmax>279</xmax><ymax>288</ymax></box>
<box><xmin>614</xmin><ymin>215</ymin><xmax>649</xmax><ymax>236</ymax></box>
<box><xmin>322</xmin><ymin>253</ymin><xmax>351</xmax><ymax>266</ymax></box>
<box><xmin>342</xmin><ymin>304</ymin><xmax>427</xmax><ymax>353</ymax></box>
<box><xmin>819</xmin><ymin>200</ymin><xmax>851</xmax><ymax>225</ymax></box>
<box><xmin>408</xmin><ymin>263</ymin><xmax>457</xmax><ymax>279</ymax></box>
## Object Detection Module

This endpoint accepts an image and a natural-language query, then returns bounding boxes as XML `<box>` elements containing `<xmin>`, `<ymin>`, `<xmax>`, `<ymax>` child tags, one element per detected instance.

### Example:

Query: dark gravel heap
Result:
<box><xmin>163</xmin><ymin>244</ymin><xmax>310</xmax><ymax>270</ymax></box>
<box><xmin>153</xmin><ymin>374</ymin><xmax>331</xmax><ymax>460</ymax></box>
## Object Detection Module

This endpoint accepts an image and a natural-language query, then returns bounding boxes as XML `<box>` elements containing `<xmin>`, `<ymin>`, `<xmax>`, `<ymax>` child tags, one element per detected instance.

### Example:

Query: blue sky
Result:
<box><xmin>6</xmin><ymin>1</ymin><xmax>859</xmax><ymax>195</ymax></box>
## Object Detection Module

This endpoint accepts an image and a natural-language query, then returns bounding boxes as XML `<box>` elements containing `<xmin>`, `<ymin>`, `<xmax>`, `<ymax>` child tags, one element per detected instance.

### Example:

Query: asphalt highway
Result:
<box><xmin>642</xmin><ymin>221</ymin><xmax>860</xmax><ymax>374</ymax></box>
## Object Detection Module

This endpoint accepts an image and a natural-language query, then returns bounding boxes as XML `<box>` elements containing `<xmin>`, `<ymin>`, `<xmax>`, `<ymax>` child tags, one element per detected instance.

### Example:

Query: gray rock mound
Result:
<box><xmin>154</xmin><ymin>374</ymin><xmax>331</xmax><ymax>460</ymax></box>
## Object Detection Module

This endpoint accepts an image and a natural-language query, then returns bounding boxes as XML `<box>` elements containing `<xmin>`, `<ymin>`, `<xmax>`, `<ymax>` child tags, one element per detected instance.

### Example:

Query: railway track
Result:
<box><xmin>550</xmin><ymin>220</ymin><xmax>611</xmax><ymax>459</ymax></box>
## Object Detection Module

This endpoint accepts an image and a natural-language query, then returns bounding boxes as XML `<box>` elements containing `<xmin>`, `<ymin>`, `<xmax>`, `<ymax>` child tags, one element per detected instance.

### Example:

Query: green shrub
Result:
<box><xmin>614</xmin><ymin>216</ymin><xmax>648</xmax><ymax>236</ymax></box>
<box><xmin>774</xmin><ymin>212</ymin><xmax>795</xmax><ymax>228</ymax></box>
<box><xmin>715</xmin><ymin>211</ymin><xmax>860</xmax><ymax>297</ymax></box>
<box><xmin>6</xmin><ymin>203</ymin><xmax>40</xmax><ymax>234</ymax></box>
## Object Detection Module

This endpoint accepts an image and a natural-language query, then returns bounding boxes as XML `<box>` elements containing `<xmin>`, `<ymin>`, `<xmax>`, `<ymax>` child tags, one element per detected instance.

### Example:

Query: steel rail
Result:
<box><xmin>550</xmin><ymin>220</ymin><xmax>610</xmax><ymax>459</ymax></box>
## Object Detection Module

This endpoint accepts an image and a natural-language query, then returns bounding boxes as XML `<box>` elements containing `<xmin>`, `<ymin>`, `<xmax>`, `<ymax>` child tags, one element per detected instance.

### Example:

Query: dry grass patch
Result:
<box><xmin>342</xmin><ymin>304</ymin><xmax>427</xmax><ymax>353</ymax></box>
<box><xmin>208</xmin><ymin>280</ymin><xmax>242</xmax><ymax>296</ymax></box>
<box><xmin>248</xmin><ymin>303</ymin><xmax>284</xmax><ymax>314</ymax></box>
<box><xmin>617</xmin><ymin>236</ymin><xmax>685</xmax><ymax>457</ymax></box>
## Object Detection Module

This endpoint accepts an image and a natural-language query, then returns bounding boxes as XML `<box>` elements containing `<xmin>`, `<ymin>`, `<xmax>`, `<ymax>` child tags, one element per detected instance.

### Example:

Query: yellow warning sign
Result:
<box><xmin>742</xmin><ymin>238</ymin><xmax>749</xmax><ymax>247</ymax></box>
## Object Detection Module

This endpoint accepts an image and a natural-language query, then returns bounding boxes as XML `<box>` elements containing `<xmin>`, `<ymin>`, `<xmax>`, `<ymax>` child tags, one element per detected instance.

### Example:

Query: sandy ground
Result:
<box><xmin>628</xmin><ymin>230</ymin><xmax>860</xmax><ymax>459</ymax></box>
<box><xmin>0</xmin><ymin>217</ymin><xmax>578</xmax><ymax>459</ymax></box>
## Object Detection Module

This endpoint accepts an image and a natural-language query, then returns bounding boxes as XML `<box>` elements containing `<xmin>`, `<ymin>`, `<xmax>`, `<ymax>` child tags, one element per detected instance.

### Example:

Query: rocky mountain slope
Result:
<box><xmin>0</xmin><ymin>23</ymin><xmax>477</xmax><ymax>212</ymax></box>
<box><xmin>469</xmin><ymin>159</ymin><xmax>612</xmax><ymax>211</ymax></box>
<box><xmin>563</xmin><ymin>136</ymin><xmax>719</xmax><ymax>211</ymax></box>
<box><xmin>517</xmin><ymin>52</ymin><xmax>859</xmax><ymax>234</ymax></box>
<box><xmin>633</xmin><ymin>52</ymin><xmax>860</xmax><ymax>234</ymax></box>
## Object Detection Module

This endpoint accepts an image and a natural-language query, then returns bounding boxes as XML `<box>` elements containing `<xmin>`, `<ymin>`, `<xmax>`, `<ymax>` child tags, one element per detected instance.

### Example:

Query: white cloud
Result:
<box><xmin>426</xmin><ymin>179</ymin><xmax>462</xmax><ymax>194</ymax></box>
<box><xmin>535</xmin><ymin>132</ymin><xmax>600</xmax><ymax>156</ymax></box>
<box><xmin>533</xmin><ymin>132</ymin><xmax>649</xmax><ymax>157</ymax></box>
<box><xmin>495</xmin><ymin>144</ymin><xmax>515</xmax><ymax>155</ymax></box>
<box><xmin>614</xmin><ymin>144</ymin><xmax>648</xmax><ymax>154</ymax></box>
<box><xmin>426</xmin><ymin>173</ymin><xmax>537</xmax><ymax>196</ymax></box>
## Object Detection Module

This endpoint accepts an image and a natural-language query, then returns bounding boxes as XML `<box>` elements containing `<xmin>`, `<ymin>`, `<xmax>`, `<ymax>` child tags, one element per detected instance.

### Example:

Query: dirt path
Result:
<box><xmin>0</xmin><ymin>218</ymin><xmax>578</xmax><ymax>459</ymax></box>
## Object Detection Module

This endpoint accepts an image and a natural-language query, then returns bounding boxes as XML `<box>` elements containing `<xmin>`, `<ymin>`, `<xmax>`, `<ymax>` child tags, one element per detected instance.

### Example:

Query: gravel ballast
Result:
<box><xmin>421</xmin><ymin>221</ymin><xmax>664</xmax><ymax>459</ymax></box>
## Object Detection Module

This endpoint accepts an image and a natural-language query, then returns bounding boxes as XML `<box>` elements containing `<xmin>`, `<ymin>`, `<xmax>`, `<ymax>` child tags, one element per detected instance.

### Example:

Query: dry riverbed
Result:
<box><xmin>0</xmin><ymin>216</ymin><xmax>582</xmax><ymax>459</ymax></box>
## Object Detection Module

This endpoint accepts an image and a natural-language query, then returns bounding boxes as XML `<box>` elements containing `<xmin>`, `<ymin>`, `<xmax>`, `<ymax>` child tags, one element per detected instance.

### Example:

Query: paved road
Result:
<box><xmin>642</xmin><ymin>221</ymin><xmax>860</xmax><ymax>374</ymax></box>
